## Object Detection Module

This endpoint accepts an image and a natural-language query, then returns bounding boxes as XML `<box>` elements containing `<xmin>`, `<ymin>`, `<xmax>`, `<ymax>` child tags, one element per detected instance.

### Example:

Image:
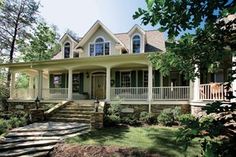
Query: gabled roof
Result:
<box><xmin>59</xmin><ymin>33</ymin><xmax>79</xmax><ymax>44</ymax></box>
<box><xmin>75</xmin><ymin>20</ymin><xmax>125</xmax><ymax>49</ymax></box>
<box><xmin>128</xmin><ymin>24</ymin><xmax>145</xmax><ymax>36</ymax></box>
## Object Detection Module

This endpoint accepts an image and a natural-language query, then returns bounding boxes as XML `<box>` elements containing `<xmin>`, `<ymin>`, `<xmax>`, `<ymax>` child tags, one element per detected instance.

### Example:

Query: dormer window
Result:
<box><xmin>90</xmin><ymin>37</ymin><xmax>110</xmax><ymax>56</ymax></box>
<box><xmin>132</xmin><ymin>35</ymin><xmax>141</xmax><ymax>53</ymax></box>
<box><xmin>64</xmin><ymin>42</ymin><xmax>70</xmax><ymax>58</ymax></box>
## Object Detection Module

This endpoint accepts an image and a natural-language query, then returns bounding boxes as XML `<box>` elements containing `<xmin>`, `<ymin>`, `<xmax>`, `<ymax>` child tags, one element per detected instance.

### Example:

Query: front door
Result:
<box><xmin>92</xmin><ymin>73</ymin><xmax>106</xmax><ymax>99</ymax></box>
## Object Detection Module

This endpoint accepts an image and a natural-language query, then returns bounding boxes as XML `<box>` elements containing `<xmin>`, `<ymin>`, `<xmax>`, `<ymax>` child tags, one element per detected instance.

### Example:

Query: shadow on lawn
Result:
<box><xmin>144</xmin><ymin>127</ymin><xmax>200</xmax><ymax>157</ymax></box>
<box><xmin>67</xmin><ymin>125</ymin><xmax>129</xmax><ymax>145</ymax></box>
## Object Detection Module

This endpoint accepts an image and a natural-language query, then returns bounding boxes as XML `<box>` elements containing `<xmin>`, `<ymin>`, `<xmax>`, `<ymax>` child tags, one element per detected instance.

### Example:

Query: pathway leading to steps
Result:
<box><xmin>0</xmin><ymin>122</ymin><xmax>90</xmax><ymax>157</ymax></box>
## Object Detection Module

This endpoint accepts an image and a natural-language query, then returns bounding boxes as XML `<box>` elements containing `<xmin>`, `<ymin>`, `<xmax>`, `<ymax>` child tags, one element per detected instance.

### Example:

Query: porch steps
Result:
<box><xmin>0</xmin><ymin>122</ymin><xmax>90</xmax><ymax>157</ymax></box>
<box><xmin>47</xmin><ymin>101</ymin><xmax>94</xmax><ymax>124</ymax></box>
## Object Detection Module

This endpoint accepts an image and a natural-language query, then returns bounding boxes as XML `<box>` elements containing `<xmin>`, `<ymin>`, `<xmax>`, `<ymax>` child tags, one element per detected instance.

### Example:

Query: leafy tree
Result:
<box><xmin>0</xmin><ymin>0</ymin><xmax>39</xmax><ymax>86</ymax></box>
<box><xmin>133</xmin><ymin>0</ymin><xmax>236</xmax><ymax>80</ymax></box>
<box><xmin>19</xmin><ymin>22</ymin><xmax>60</xmax><ymax>62</ymax></box>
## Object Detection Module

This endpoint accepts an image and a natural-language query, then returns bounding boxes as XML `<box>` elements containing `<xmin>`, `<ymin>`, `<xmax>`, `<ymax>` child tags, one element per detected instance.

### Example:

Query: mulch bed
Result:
<box><xmin>49</xmin><ymin>143</ymin><xmax>161</xmax><ymax>157</ymax></box>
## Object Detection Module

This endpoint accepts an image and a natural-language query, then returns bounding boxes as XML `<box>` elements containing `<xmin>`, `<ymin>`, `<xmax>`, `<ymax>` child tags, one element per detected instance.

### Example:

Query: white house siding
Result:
<box><xmin>82</xmin><ymin>27</ymin><xmax>120</xmax><ymax>57</ymax></box>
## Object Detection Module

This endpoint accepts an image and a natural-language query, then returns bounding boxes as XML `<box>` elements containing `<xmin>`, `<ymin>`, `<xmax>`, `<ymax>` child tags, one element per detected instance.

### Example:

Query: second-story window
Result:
<box><xmin>90</xmin><ymin>37</ymin><xmax>110</xmax><ymax>56</ymax></box>
<box><xmin>64</xmin><ymin>42</ymin><xmax>70</xmax><ymax>58</ymax></box>
<box><xmin>132</xmin><ymin>35</ymin><xmax>141</xmax><ymax>53</ymax></box>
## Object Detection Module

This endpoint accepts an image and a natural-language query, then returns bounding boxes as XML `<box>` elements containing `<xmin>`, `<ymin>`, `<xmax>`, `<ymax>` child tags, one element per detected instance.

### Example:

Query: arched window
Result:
<box><xmin>64</xmin><ymin>42</ymin><xmax>70</xmax><ymax>58</ymax></box>
<box><xmin>90</xmin><ymin>37</ymin><xmax>110</xmax><ymax>56</ymax></box>
<box><xmin>132</xmin><ymin>35</ymin><xmax>141</xmax><ymax>53</ymax></box>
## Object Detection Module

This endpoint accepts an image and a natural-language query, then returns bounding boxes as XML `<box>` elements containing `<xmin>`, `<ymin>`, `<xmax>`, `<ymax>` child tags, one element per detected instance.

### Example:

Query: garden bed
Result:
<box><xmin>58</xmin><ymin>126</ymin><xmax>201</xmax><ymax>157</ymax></box>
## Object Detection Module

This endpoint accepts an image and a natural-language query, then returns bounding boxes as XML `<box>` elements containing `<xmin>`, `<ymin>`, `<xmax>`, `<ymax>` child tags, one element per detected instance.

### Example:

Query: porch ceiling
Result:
<box><xmin>0</xmin><ymin>53</ymin><xmax>149</xmax><ymax>72</ymax></box>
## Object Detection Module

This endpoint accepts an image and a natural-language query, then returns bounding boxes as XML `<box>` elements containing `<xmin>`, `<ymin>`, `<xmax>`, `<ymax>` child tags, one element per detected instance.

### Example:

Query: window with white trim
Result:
<box><xmin>143</xmin><ymin>71</ymin><xmax>148</xmax><ymax>87</ymax></box>
<box><xmin>121</xmin><ymin>72</ymin><xmax>131</xmax><ymax>87</ymax></box>
<box><xmin>90</xmin><ymin>37</ymin><xmax>110</xmax><ymax>56</ymax></box>
<box><xmin>132</xmin><ymin>35</ymin><xmax>141</xmax><ymax>53</ymax></box>
<box><xmin>64</xmin><ymin>42</ymin><xmax>70</xmax><ymax>58</ymax></box>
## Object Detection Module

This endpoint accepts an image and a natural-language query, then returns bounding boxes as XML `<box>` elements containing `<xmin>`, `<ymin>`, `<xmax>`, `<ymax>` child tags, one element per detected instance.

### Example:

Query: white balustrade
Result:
<box><xmin>152</xmin><ymin>86</ymin><xmax>190</xmax><ymax>100</ymax></box>
<box><xmin>42</xmin><ymin>88</ymin><xmax>68</xmax><ymax>100</ymax></box>
<box><xmin>199</xmin><ymin>83</ymin><xmax>225</xmax><ymax>100</ymax></box>
<box><xmin>111</xmin><ymin>87</ymin><xmax>148</xmax><ymax>100</ymax></box>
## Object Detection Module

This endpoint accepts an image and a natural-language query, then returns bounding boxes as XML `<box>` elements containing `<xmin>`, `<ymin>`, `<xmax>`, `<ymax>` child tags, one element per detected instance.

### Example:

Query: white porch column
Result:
<box><xmin>68</xmin><ymin>68</ymin><xmax>73</xmax><ymax>100</ymax></box>
<box><xmin>37</xmin><ymin>70</ymin><xmax>43</xmax><ymax>99</ymax></box>
<box><xmin>10</xmin><ymin>71</ymin><xmax>16</xmax><ymax>99</ymax></box>
<box><xmin>192</xmin><ymin>65</ymin><xmax>200</xmax><ymax>102</ymax></box>
<box><xmin>231</xmin><ymin>56</ymin><xmax>236</xmax><ymax>102</ymax></box>
<box><xmin>148</xmin><ymin>64</ymin><xmax>153</xmax><ymax>113</ymax></box>
<box><xmin>106</xmin><ymin>66</ymin><xmax>111</xmax><ymax>101</ymax></box>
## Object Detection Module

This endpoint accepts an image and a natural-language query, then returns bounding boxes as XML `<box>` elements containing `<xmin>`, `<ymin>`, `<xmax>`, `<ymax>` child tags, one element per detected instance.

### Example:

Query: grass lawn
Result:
<box><xmin>66</xmin><ymin>126</ymin><xmax>201</xmax><ymax>157</ymax></box>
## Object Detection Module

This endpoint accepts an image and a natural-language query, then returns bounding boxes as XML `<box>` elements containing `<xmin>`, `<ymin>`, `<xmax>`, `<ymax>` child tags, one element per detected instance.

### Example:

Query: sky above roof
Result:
<box><xmin>38</xmin><ymin>0</ymin><xmax>167</xmax><ymax>38</ymax></box>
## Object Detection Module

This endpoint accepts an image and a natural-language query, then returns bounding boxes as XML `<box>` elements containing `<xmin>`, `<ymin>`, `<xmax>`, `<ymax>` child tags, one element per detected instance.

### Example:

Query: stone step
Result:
<box><xmin>6</xmin><ymin>126</ymin><xmax>90</xmax><ymax>138</ymax></box>
<box><xmin>68</xmin><ymin>103</ymin><xmax>94</xmax><ymax>108</ymax></box>
<box><xmin>57</xmin><ymin>110</ymin><xmax>93</xmax><ymax>114</ymax></box>
<box><xmin>0</xmin><ymin>136</ymin><xmax>62</xmax><ymax>144</ymax></box>
<box><xmin>61</xmin><ymin>108</ymin><xmax>94</xmax><ymax>112</ymax></box>
<box><xmin>0</xmin><ymin>140</ymin><xmax>58</xmax><ymax>151</ymax></box>
<box><xmin>53</xmin><ymin>113</ymin><xmax>91</xmax><ymax>119</ymax></box>
<box><xmin>48</xmin><ymin>117</ymin><xmax>91</xmax><ymax>123</ymax></box>
<box><xmin>18</xmin><ymin>151</ymin><xmax>49</xmax><ymax>157</ymax></box>
<box><xmin>0</xmin><ymin>145</ymin><xmax>54</xmax><ymax>157</ymax></box>
<box><xmin>11</xmin><ymin>122</ymin><xmax>88</xmax><ymax>132</ymax></box>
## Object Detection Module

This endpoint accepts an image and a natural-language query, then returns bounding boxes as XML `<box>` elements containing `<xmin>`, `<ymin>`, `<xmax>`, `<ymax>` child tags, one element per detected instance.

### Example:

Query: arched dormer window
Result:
<box><xmin>132</xmin><ymin>35</ymin><xmax>141</xmax><ymax>53</ymax></box>
<box><xmin>90</xmin><ymin>37</ymin><xmax>110</xmax><ymax>56</ymax></box>
<box><xmin>64</xmin><ymin>42</ymin><xmax>70</xmax><ymax>58</ymax></box>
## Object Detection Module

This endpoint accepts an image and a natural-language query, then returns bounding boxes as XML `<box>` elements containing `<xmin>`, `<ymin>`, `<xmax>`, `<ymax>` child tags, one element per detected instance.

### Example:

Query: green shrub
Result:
<box><xmin>0</xmin><ymin>119</ymin><xmax>7</xmax><ymax>135</ymax></box>
<box><xmin>121</xmin><ymin>114</ymin><xmax>140</xmax><ymax>126</ymax></box>
<box><xmin>104</xmin><ymin>100</ymin><xmax>121</xmax><ymax>127</ymax></box>
<box><xmin>157</xmin><ymin>106</ymin><xmax>182</xmax><ymax>126</ymax></box>
<box><xmin>7</xmin><ymin>117</ymin><xmax>21</xmax><ymax>129</ymax></box>
<box><xmin>139</xmin><ymin>111</ymin><xmax>157</xmax><ymax>125</ymax></box>
<box><xmin>178</xmin><ymin>114</ymin><xmax>198</xmax><ymax>128</ymax></box>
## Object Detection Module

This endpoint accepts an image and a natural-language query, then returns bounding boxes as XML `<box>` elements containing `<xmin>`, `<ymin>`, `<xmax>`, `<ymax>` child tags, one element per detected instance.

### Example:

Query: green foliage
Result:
<box><xmin>203</xmin><ymin>101</ymin><xmax>236</xmax><ymax>114</ymax></box>
<box><xmin>121</xmin><ymin>114</ymin><xmax>140</xmax><ymax>126</ymax></box>
<box><xmin>15</xmin><ymin>74</ymin><xmax>29</xmax><ymax>88</ymax></box>
<box><xmin>0</xmin><ymin>0</ymin><xmax>39</xmax><ymax>63</ymax></box>
<box><xmin>0</xmin><ymin>118</ymin><xmax>7</xmax><ymax>135</ymax></box>
<box><xmin>134</xmin><ymin>0</ymin><xmax>236</xmax><ymax>80</ymax></box>
<box><xmin>134</xmin><ymin>0</ymin><xmax>236</xmax><ymax>39</ymax></box>
<box><xmin>178</xmin><ymin>114</ymin><xmax>198</xmax><ymax>127</ymax></box>
<box><xmin>139</xmin><ymin>111</ymin><xmax>157</xmax><ymax>125</ymax></box>
<box><xmin>104</xmin><ymin>100</ymin><xmax>121</xmax><ymax>127</ymax></box>
<box><xmin>19</xmin><ymin>22</ymin><xmax>60</xmax><ymax>62</ymax></box>
<box><xmin>157</xmin><ymin>106</ymin><xmax>181</xmax><ymax>126</ymax></box>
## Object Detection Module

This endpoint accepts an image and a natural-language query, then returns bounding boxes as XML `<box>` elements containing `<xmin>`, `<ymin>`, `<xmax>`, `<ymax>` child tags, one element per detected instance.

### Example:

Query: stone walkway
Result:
<box><xmin>0</xmin><ymin>122</ymin><xmax>90</xmax><ymax>157</ymax></box>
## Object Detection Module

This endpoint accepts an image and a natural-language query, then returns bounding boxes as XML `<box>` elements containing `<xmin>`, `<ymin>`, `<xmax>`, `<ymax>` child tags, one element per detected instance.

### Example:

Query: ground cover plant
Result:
<box><xmin>66</xmin><ymin>126</ymin><xmax>201</xmax><ymax>157</ymax></box>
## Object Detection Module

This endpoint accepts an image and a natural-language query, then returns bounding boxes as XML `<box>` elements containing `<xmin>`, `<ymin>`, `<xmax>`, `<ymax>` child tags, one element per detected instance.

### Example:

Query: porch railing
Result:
<box><xmin>111</xmin><ymin>87</ymin><xmax>148</xmax><ymax>100</ymax></box>
<box><xmin>199</xmin><ymin>83</ymin><xmax>225</xmax><ymax>100</ymax></box>
<box><xmin>152</xmin><ymin>86</ymin><xmax>190</xmax><ymax>100</ymax></box>
<box><xmin>13</xmin><ymin>88</ymin><xmax>36</xmax><ymax>99</ymax></box>
<box><xmin>42</xmin><ymin>88</ymin><xmax>68</xmax><ymax>100</ymax></box>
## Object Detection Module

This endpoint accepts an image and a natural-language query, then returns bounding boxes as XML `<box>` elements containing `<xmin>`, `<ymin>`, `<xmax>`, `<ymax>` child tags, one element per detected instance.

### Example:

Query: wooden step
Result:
<box><xmin>57</xmin><ymin>110</ymin><xmax>93</xmax><ymax>114</ymax></box>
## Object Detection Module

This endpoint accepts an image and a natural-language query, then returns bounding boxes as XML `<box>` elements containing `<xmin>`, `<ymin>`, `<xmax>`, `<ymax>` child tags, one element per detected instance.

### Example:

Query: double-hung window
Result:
<box><xmin>121</xmin><ymin>72</ymin><xmax>131</xmax><ymax>87</ymax></box>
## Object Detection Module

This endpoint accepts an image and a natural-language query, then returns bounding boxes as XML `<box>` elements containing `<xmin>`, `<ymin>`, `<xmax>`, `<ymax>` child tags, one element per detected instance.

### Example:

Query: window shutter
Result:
<box><xmin>61</xmin><ymin>73</ymin><xmax>66</xmax><ymax>88</ymax></box>
<box><xmin>138</xmin><ymin>70</ymin><xmax>143</xmax><ymax>87</ymax></box>
<box><xmin>49</xmin><ymin>74</ymin><xmax>55</xmax><ymax>88</ymax></box>
<box><xmin>79</xmin><ymin>73</ymin><xmax>84</xmax><ymax>93</ymax></box>
<box><xmin>115</xmin><ymin>71</ymin><xmax>120</xmax><ymax>87</ymax></box>
<box><xmin>154</xmin><ymin>70</ymin><xmax>160</xmax><ymax>87</ymax></box>
<box><xmin>131</xmin><ymin>71</ymin><xmax>136</xmax><ymax>87</ymax></box>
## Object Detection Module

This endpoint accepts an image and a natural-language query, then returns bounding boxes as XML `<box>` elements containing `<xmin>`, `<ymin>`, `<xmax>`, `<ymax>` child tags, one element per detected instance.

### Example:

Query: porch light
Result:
<box><xmin>35</xmin><ymin>96</ymin><xmax>40</xmax><ymax>110</ymax></box>
<box><xmin>94</xmin><ymin>98</ymin><xmax>99</xmax><ymax>112</ymax></box>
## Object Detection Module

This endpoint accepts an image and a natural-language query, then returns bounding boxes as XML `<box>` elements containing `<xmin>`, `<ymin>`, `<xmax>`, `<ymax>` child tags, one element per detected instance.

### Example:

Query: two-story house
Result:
<box><xmin>0</xmin><ymin>20</ymin><xmax>229</xmax><ymax>114</ymax></box>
